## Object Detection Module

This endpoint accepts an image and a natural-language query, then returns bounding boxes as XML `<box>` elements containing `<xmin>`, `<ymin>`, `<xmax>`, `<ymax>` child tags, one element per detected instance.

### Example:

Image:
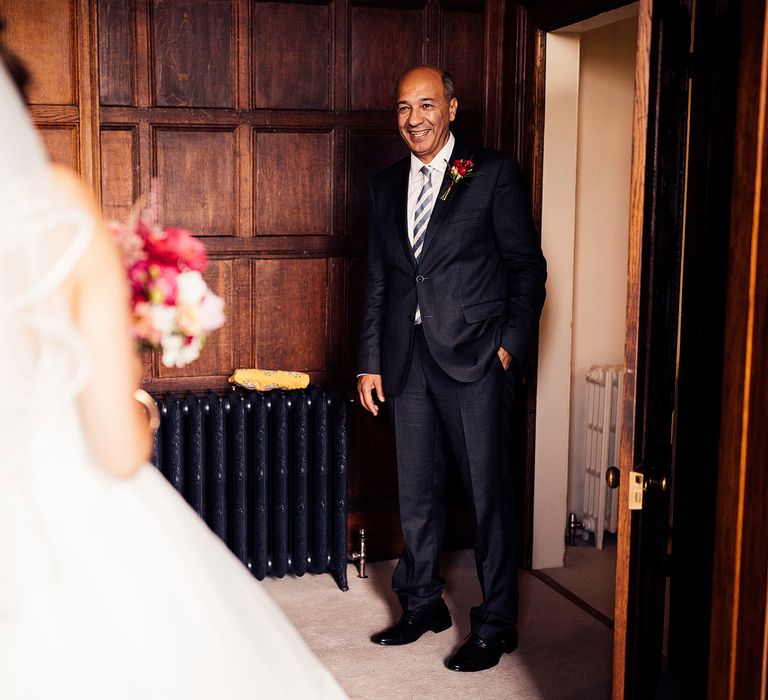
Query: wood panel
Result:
<box><xmin>254</xmin><ymin>130</ymin><xmax>333</xmax><ymax>235</ymax></box>
<box><xmin>157</xmin><ymin>258</ymin><xmax>239</xmax><ymax>379</ymax></box>
<box><xmin>347</xmin><ymin>405</ymin><xmax>401</xmax><ymax>558</ymax></box>
<box><xmin>98</xmin><ymin>0</ymin><xmax>136</xmax><ymax>106</ymax></box>
<box><xmin>350</xmin><ymin>5</ymin><xmax>425</xmax><ymax>111</ymax></box>
<box><xmin>38</xmin><ymin>125</ymin><xmax>79</xmax><ymax>169</ymax></box>
<box><xmin>3</xmin><ymin>0</ymin><xmax>76</xmax><ymax>105</ymax></box>
<box><xmin>151</xmin><ymin>0</ymin><xmax>234</xmax><ymax>108</ymax></box>
<box><xmin>252</xmin><ymin>258</ymin><xmax>328</xmax><ymax>370</ymax></box>
<box><xmin>154</xmin><ymin>128</ymin><xmax>237</xmax><ymax>234</ymax></box>
<box><xmin>345</xmin><ymin>256</ymin><xmax>369</xmax><ymax>368</ymax></box>
<box><xmin>100</xmin><ymin>128</ymin><xmax>137</xmax><ymax>221</ymax></box>
<box><xmin>252</xmin><ymin>2</ymin><xmax>332</xmax><ymax>110</ymax></box>
<box><xmin>6</xmin><ymin>0</ymin><xmax>101</xmax><ymax>188</ymax></box>
<box><xmin>347</xmin><ymin>130</ymin><xmax>409</xmax><ymax>235</ymax></box>
<box><xmin>441</xmin><ymin>8</ymin><xmax>485</xmax><ymax>113</ymax></box>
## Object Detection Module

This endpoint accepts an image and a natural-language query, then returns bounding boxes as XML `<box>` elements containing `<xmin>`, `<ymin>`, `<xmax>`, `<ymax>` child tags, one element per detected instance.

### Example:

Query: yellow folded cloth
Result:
<box><xmin>228</xmin><ymin>369</ymin><xmax>310</xmax><ymax>391</ymax></box>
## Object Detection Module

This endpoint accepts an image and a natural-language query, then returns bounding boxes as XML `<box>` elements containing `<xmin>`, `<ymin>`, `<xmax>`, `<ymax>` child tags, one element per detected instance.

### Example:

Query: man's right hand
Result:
<box><xmin>357</xmin><ymin>374</ymin><xmax>385</xmax><ymax>416</ymax></box>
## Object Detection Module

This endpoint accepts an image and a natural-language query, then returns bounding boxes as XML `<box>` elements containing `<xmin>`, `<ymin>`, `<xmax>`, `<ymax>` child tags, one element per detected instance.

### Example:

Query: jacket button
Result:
<box><xmin>416</xmin><ymin>275</ymin><xmax>425</xmax><ymax>282</ymax></box>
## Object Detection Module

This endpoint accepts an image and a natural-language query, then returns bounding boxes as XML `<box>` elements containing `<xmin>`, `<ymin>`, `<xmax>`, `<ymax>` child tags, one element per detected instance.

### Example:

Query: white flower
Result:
<box><xmin>199</xmin><ymin>291</ymin><xmax>225</xmax><ymax>332</ymax></box>
<box><xmin>160</xmin><ymin>333</ymin><xmax>202</xmax><ymax>368</ymax></box>
<box><xmin>177</xmin><ymin>304</ymin><xmax>202</xmax><ymax>337</ymax></box>
<box><xmin>178</xmin><ymin>337</ymin><xmax>202</xmax><ymax>366</ymax></box>
<box><xmin>150</xmin><ymin>304</ymin><xmax>176</xmax><ymax>336</ymax></box>
<box><xmin>160</xmin><ymin>333</ymin><xmax>184</xmax><ymax>368</ymax></box>
<box><xmin>176</xmin><ymin>270</ymin><xmax>207</xmax><ymax>306</ymax></box>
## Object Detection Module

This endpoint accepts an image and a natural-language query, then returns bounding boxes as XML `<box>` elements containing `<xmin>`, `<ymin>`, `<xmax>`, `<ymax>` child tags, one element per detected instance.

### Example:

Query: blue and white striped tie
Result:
<box><xmin>412</xmin><ymin>165</ymin><xmax>433</xmax><ymax>324</ymax></box>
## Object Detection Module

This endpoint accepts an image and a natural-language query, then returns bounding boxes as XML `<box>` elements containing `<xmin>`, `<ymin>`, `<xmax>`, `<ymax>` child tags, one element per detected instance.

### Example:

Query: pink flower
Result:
<box><xmin>128</xmin><ymin>260</ymin><xmax>152</xmax><ymax>301</ymax></box>
<box><xmin>144</xmin><ymin>227</ymin><xmax>208</xmax><ymax>271</ymax></box>
<box><xmin>142</xmin><ymin>263</ymin><xmax>178</xmax><ymax>305</ymax></box>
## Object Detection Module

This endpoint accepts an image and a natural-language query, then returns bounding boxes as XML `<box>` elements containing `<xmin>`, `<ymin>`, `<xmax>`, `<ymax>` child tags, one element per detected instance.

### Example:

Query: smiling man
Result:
<box><xmin>356</xmin><ymin>66</ymin><xmax>547</xmax><ymax>672</ymax></box>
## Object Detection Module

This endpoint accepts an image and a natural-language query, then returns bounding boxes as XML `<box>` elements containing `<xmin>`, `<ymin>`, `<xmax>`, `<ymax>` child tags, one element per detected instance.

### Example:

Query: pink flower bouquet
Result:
<box><xmin>109</xmin><ymin>187</ymin><xmax>225</xmax><ymax>368</ymax></box>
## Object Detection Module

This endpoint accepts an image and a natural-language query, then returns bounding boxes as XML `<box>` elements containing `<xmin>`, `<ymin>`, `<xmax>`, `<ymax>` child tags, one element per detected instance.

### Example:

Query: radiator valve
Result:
<box><xmin>350</xmin><ymin>528</ymin><xmax>369</xmax><ymax>579</ymax></box>
<box><xmin>566</xmin><ymin>512</ymin><xmax>585</xmax><ymax>546</ymax></box>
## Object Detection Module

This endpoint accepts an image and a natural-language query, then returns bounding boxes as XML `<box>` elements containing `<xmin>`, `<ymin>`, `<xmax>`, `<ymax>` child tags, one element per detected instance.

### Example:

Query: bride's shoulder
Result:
<box><xmin>48</xmin><ymin>164</ymin><xmax>123</xmax><ymax>285</ymax></box>
<box><xmin>50</xmin><ymin>164</ymin><xmax>100</xmax><ymax>218</ymax></box>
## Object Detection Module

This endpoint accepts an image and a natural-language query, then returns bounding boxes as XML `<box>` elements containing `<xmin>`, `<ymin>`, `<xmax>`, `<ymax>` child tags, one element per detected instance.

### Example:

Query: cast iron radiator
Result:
<box><xmin>151</xmin><ymin>387</ymin><xmax>348</xmax><ymax>591</ymax></box>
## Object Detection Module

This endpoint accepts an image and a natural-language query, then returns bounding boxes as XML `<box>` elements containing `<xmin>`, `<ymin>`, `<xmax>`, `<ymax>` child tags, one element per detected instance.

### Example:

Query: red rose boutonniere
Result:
<box><xmin>439</xmin><ymin>158</ymin><xmax>480</xmax><ymax>201</ymax></box>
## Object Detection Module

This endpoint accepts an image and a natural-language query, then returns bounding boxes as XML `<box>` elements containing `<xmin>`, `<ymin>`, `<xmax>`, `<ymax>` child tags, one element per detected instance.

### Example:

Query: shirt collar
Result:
<box><xmin>409</xmin><ymin>132</ymin><xmax>455</xmax><ymax>179</ymax></box>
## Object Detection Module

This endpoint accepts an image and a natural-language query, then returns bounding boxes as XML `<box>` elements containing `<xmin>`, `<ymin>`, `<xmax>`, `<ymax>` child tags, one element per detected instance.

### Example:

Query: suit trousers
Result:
<box><xmin>389</xmin><ymin>325</ymin><xmax>518</xmax><ymax>638</ymax></box>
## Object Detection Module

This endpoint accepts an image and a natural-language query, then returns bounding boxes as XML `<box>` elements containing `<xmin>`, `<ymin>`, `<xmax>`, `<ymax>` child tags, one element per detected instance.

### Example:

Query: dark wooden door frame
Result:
<box><xmin>522</xmin><ymin>0</ymin><xmax>636</xmax><ymax>31</ymax></box>
<box><xmin>708</xmin><ymin>0</ymin><xmax>768</xmax><ymax>695</ymax></box>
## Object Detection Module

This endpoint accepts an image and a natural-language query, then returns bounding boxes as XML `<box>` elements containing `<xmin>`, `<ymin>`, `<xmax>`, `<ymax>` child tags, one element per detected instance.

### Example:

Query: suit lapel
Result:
<box><xmin>390</xmin><ymin>159</ymin><xmax>415</xmax><ymax>268</ymax></box>
<box><xmin>418</xmin><ymin>140</ymin><xmax>469</xmax><ymax>263</ymax></box>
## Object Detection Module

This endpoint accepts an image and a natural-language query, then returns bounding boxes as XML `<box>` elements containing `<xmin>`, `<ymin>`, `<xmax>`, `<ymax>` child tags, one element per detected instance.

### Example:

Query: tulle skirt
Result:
<box><xmin>0</xmin><ymin>424</ymin><xmax>346</xmax><ymax>700</ymax></box>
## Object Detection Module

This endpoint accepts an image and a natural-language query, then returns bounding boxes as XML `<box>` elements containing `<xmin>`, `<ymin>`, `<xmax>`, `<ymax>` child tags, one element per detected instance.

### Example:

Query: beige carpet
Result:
<box><xmin>262</xmin><ymin>550</ymin><xmax>612</xmax><ymax>699</ymax></box>
<box><xmin>541</xmin><ymin>540</ymin><xmax>617</xmax><ymax>620</ymax></box>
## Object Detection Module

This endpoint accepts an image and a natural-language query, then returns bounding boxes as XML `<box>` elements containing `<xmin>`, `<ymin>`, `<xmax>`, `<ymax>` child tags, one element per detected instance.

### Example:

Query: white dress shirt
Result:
<box><xmin>406</xmin><ymin>132</ymin><xmax>456</xmax><ymax>245</ymax></box>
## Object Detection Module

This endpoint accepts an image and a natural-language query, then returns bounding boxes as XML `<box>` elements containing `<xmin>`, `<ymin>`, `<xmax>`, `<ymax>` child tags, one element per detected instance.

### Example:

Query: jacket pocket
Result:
<box><xmin>462</xmin><ymin>298</ymin><xmax>506</xmax><ymax>324</ymax></box>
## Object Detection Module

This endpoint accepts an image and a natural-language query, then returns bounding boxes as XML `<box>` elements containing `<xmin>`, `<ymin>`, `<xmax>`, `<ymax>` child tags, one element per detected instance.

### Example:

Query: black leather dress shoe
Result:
<box><xmin>371</xmin><ymin>601</ymin><xmax>452</xmax><ymax>645</ymax></box>
<box><xmin>446</xmin><ymin>629</ymin><xmax>518</xmax><ymax>672</ymax></box>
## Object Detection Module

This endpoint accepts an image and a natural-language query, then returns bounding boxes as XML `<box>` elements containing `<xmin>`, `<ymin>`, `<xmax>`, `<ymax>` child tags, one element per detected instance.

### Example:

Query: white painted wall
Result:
<box><xmin>533</xmin><ymin>9</ymin><xmax>636</xmax><ymax>569</ymax></box>
<box><xmin>534</xmin><ymin>33</ymin><xmax>580</xmax><ymax>570</ymax></box>
<box><xmin>567</xmin><ymin>18</ymin><xmax>636</xmax><ymax>518</ymax></box>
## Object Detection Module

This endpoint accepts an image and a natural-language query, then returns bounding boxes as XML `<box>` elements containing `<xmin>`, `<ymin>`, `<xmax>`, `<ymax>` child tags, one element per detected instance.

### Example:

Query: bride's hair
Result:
<box><xmin>0</xmin><ymin>17</ymin><xmax>30</xmax><ymax>101</ymax></box>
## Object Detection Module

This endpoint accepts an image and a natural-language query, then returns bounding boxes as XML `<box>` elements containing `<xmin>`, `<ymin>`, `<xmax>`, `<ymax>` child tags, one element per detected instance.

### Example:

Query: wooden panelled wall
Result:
<box><xmin>6</xmin><ymin>0</ymin><xmax>504</xmax><ymax>392</ymax></box>
<box><xmin>4</xmin><ymin>0</ymin><xmax>100</xmax><ymax>184</ymax></box>
<box><xmin>4</xmin><ymin>0</ymin><xmax>530</xmax><ymax>559</ymax></box>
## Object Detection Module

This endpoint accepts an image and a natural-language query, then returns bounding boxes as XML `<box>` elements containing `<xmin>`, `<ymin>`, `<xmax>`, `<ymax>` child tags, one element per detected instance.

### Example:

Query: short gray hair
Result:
<box><xmin>440</xmin><ymin>69</ymin><xmax>455</xmax><ymax>101</ymax></box>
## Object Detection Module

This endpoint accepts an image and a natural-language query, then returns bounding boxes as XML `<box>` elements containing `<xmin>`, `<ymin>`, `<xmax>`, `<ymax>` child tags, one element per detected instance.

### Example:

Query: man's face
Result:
<box><xmin>396</xmin><ymin>68</ymin><xmax>457</xmax><ymax>164</ymax></box>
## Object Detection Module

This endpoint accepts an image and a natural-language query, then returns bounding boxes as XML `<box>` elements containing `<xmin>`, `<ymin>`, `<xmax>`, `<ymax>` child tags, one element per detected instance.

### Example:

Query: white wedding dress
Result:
<box><xmin>0</xmin><ymin>65</ymin><xmax>346</xmax><ymax>699</ymax></box>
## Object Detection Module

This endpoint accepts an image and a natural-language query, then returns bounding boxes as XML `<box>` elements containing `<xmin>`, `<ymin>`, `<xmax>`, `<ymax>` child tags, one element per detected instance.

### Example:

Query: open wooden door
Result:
<box><xmin>612</xmin><ymin>0</ymin><xmax>699</xmax><ymax>696</ymax></box>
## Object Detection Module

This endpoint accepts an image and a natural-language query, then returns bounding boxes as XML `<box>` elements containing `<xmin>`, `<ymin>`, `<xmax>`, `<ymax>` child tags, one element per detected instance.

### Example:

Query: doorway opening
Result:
<box><xmin>532</xmin><ymin>3</ymin><xmax>638</xmax><ymax>624</ymax></box>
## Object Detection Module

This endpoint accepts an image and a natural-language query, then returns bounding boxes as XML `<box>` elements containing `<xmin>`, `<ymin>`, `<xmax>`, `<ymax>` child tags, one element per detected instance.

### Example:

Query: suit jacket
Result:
<box><xmin>356</xmin><ymin>140</ymin><xmax>547</xmax><ymax>395</ymax></box>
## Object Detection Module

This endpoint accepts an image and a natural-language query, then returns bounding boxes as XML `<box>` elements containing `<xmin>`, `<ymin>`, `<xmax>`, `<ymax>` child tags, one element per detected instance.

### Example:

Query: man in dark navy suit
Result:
<box><xmin>356</xmin><ymin>65</ymin><xmax>546</xmax><ymax>672</ymax></box>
